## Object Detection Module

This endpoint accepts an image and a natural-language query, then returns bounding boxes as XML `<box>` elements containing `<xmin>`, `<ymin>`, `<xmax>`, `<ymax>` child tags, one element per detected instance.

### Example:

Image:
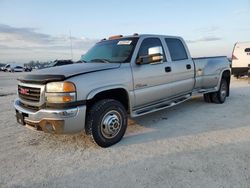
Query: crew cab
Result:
<box><xmin>14</xmin><ymin>34</ymin><xmax>231</xmax><ymax>147</ymax></box>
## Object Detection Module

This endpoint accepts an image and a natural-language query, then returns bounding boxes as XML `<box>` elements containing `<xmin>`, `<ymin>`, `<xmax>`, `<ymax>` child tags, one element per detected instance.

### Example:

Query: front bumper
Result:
<box><xmin>14</xmin><ymin>99</ymin><xmax>86</xmax><ymax>134</ymax></box>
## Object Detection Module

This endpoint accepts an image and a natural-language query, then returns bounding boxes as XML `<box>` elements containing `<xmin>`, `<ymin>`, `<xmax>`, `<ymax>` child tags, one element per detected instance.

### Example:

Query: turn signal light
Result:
<box><xmin>63</xmin><ymin>82</ymin><xmax>76</xmax><ymax>92</ymax></box>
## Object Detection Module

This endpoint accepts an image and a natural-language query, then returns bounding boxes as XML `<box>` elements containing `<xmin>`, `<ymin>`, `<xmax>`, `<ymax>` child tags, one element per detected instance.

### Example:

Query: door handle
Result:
<box><xmin>165</xmin><ymin>66</ymin><xmax>171</xmax><ymax>72</ymax></box>
<box><xmin>186</xmin><ymin>64</ymin><xmax>191</xmax><ymax>69</ymax></box>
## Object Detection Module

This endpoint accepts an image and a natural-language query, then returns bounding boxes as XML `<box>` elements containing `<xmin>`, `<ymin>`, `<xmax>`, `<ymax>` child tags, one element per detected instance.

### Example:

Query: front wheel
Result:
<box><xmin>85</xmin><ymin>99</ymin><xmax>127</xmax><ymax>147</ymax></box>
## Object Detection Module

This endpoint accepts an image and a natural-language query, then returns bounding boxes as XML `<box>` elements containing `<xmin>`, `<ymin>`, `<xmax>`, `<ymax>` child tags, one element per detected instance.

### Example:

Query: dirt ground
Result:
<box><xmin>0</xmin><ymin>72</ymin><xmax>250</xmax><ymax>188</ymax></box>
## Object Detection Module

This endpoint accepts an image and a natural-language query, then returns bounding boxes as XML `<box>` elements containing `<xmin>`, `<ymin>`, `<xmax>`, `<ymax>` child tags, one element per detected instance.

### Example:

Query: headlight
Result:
<box><xmin>46</xmin><ymin>81</ymin><xmax>76</xmax><ymax>93</ymax></box>
<box><xmin>45</xmin><ymin>82</ymin><xmax>76</xmax><ymax>103</ymax></box>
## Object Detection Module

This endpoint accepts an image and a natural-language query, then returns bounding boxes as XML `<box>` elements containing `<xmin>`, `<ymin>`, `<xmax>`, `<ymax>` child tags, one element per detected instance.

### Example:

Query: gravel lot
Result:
<box><xmin>0</xmin><ymin>72</ymin><xmax>250</xmax><ymax>188</ymax></box>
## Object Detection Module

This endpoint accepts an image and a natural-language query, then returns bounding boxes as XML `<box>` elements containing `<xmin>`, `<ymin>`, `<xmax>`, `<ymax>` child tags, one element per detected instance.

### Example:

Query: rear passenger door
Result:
<box><xmin>165</xmin><ymin>38</ymin><xmax>195</xmax><ymax>96</ymax></box>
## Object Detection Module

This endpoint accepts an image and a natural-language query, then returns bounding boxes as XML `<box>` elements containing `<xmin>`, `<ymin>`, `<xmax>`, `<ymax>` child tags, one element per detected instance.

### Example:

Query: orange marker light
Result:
<box><xmin>108</xmin><ymin>35</ymin><xmax>123</xmax><ymax>40</ymax></box>
<box><xmin>63</xmin><ymin>96</ymin><xmax>73</xmax><ymax>102</ymax></box>
<box><xmin>63</xmin><ymin>82</ymin><xmax>76</xmax><ymax>92</ymax></box>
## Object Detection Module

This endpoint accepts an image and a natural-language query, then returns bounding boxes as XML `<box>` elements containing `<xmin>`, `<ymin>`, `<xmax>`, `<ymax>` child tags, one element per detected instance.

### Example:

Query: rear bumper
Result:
<box><xmin>14</xmin><ymin>99</ymin><xmax>86</xmax><ymax>134</ymax></box>
<box><xmin>231</xmin><ymin>67</ymin><xmax>250</xmax><ymax>75</ymax></box>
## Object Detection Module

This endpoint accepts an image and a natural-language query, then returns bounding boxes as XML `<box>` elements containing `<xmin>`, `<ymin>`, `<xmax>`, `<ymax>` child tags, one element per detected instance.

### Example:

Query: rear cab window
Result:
<box><xmin>165</xmin><ymin>38</ymin><xmax>188</xmax><ymax>61</ymax></box>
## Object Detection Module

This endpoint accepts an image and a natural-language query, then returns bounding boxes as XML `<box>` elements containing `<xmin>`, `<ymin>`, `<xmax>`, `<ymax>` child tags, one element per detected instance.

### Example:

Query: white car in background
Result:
<box><xmin>232</xmin><ymin>42</ymin><xmax>250</xmax><ymax>77</ymax></box>
<box><xmin>12</xmin><ymin>66</ymin><xmax>24</xmax><ymax>72</ymax></box>
<box><xmin>2</xmin><ymin>64</ymin><xmax>24</xmax><ymax>72</ymax></box>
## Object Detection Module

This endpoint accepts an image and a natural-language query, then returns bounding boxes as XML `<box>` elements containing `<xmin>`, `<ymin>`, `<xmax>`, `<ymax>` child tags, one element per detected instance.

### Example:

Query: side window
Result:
<box><xmin>245</xmin><ymin>48</ymin><xmax>250</xmax><ymax>52</ymax></box>
<box><xmin>165</xmin><ymin>38</ymin><xmax>188</xmax><ymax>61</ymax></box>
<box><xmin>138</xmin><ymin>38</ymin><xmax>166</xmax><ymax>61</ymax></box>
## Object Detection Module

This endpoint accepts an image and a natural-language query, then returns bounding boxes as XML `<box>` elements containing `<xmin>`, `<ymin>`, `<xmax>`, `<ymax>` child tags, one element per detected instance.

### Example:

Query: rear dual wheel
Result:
<box><xmin>204</xmin><ymin>79</ymin><xmax>228</xmax><ymax>104</ymax></box>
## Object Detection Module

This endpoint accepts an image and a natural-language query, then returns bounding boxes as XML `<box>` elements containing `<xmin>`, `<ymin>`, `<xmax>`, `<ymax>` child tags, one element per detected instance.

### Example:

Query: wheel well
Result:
<box><xmin>222</xmin><ymin>70</ymin><xmax>231</xmax><ymax>96</ymax></box>
<box><xmin>87</xmin><ymin>88</ymin><xmax>130</xmax><ymax>113</ymax></box>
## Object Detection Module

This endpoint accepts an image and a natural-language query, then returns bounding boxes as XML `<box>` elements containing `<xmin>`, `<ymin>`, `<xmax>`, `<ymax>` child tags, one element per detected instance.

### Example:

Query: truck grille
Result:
<box><xmin>18</xmin><ymin>85</ymin><xmax>41</xmax><ymax>102</ymax></box>
<box><xmin>19</xmin><ymin>101</ymin><xmax>40</xmax><ymax>111</ymax></box>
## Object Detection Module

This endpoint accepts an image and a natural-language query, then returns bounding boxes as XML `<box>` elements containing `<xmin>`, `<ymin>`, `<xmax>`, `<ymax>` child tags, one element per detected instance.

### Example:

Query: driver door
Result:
<box><xmin>132</xmin><ymin>37</ymin><xmax>174</xmax><ymax>108</ymax></box>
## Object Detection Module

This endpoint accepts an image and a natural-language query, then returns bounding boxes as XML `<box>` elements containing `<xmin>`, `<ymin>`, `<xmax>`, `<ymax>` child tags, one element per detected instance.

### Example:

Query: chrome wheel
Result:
<box><xmin>101</xmin><ymin>110</ymin><xmax>122</xmax><ymax>139</ymax></box>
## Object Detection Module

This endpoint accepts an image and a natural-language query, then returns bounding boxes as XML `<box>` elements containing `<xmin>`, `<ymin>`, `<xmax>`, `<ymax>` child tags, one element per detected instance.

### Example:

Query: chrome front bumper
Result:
<box><xmin>14</xmin><ymin>99</ymin><xmax>86</xmax><ymax>134</ymax></box>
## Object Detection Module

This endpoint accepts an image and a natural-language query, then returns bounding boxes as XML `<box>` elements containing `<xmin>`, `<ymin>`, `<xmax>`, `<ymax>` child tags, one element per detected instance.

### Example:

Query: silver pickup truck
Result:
<box><xmin>14</xmin><ymin>34</ymin><xmax>231</xmax><ymax>147</ymax></box>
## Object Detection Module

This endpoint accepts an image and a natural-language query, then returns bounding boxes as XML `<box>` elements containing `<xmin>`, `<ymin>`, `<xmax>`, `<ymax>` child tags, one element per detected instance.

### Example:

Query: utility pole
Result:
<box><xmin>69</xmin><ymin>30</ymin><xmax>73</xmax><ymax>60</ymax></box>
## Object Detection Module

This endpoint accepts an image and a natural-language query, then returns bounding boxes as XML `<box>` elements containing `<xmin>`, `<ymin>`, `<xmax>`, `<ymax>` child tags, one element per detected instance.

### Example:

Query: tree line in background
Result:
<box><xmin>23</xmin><ymin>60</ymin><xmax>51</xmax><ymax>69</ymax></box>
<box><xmin>0</xmin><ymin>60</ymin><xmax>52</xmax><ymax>69</ymax></box>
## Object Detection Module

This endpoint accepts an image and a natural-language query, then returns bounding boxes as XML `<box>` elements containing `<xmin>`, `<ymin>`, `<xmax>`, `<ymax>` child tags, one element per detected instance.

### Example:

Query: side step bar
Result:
<box><xmin>131</xmin><ymin>94</ymin><xmax>191</xmax><ymax>117</ymax></box>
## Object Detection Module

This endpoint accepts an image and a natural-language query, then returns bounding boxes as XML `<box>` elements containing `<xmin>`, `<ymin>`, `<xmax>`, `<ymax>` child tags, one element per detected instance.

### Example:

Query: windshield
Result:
<box><xmin>81</xmin><ymin>37</ymin><xmax>138</xmax><ymax>63</ymax></box>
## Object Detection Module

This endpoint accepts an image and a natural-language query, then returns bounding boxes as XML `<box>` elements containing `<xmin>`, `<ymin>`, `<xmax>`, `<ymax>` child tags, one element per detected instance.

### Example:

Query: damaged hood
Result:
<box><xmin>19</xmin><ymin>63</ymin><xmax>121</xmax><ymax>84</ymax></box>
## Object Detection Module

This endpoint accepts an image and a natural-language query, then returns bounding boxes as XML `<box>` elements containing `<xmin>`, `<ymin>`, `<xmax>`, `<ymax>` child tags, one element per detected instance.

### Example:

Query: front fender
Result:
<box><xmin>86</xmin><ymin>85</ymin><xmax>130</xmax><ymax>100</ymax></box>
<box><xmin>86</xmin><ymin>85</ymin><xmax>135</xmax><ymax>114</ymax></box>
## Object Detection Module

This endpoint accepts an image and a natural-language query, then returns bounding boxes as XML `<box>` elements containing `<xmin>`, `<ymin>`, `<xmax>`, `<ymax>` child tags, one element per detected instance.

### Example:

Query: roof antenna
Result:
<box><xmin>69</xmin><ymin>30</ymin><xmax>73</xmax><ymax>60</ymax></box>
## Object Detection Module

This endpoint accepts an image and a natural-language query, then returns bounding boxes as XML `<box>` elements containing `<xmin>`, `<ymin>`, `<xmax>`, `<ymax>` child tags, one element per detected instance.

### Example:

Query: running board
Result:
<box><xmin>192</xmin><ymin>88</ymin><xmax>217</xmax><ymax>94</ymax></box>
<box><xmin>131</xmin><ymin>94</ymin><xmax>191</xmax><ymax>117</ymax></box>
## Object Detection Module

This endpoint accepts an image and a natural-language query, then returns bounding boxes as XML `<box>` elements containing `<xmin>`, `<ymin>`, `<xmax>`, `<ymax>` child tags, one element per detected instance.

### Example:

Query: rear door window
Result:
<box><xmin>245</xmin><ymin>48</ymin><xmax>250</xmax><ymax>52</ymax></box>
<box><xmin>165</xmin><ymin>38</ymin><xmax>188</xmax><ymax>61</ymax></box>
<box><xmin>245</xmin><ymin>48</ymin><xmax>250</xmax><ymax>55</ymax></box>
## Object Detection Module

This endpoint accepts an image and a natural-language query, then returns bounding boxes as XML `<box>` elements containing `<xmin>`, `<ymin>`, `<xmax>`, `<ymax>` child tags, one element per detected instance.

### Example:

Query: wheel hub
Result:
<box><xmin>101</xmin><ymin>110</ymin><xmax>121</xmax><ymax>139</ymax></box>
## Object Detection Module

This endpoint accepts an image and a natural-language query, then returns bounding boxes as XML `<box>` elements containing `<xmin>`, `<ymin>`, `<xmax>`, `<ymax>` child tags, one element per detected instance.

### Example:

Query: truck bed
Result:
<box><xmin>192</xmin><ymin>56</ymin><xmax>230</xmax><ymax>90</ymax></box>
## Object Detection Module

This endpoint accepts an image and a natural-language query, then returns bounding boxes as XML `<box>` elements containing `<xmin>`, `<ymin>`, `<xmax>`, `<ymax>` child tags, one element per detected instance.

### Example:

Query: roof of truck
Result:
<box><xmin>101</xmin><ymin>34</ymin><xmax>181</xmax><ymax>41</ymax></box>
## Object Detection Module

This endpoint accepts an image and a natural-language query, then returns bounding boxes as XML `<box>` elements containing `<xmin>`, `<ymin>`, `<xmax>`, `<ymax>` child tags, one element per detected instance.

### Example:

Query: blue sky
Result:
<box><xmin>0</xmin><ymin>0</ymin><xmax>250</xmax><ymax>63</ymax></box>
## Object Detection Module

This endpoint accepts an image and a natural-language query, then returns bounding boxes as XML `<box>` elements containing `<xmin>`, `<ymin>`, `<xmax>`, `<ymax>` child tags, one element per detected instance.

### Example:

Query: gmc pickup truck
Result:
<box><xmin>14</xmin><ymin>34</ymin><xmax>231</xmax><ymax>147</ymax></box>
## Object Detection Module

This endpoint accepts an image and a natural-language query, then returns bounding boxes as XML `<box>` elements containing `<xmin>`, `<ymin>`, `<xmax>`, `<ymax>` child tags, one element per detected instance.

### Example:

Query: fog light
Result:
<box><xmin>39</xmin><ymin>120</ymin><xmax>64</xmax><ymax>134</ymax></box>
<box><xmin>45</xmin><ymin>121</ymin><xmax>55</xmax><ymax>132</ymax></box>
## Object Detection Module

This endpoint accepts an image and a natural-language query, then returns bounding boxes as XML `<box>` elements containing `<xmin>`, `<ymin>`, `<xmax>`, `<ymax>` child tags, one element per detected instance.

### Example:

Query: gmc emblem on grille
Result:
<box><xmin>20</xmin><ymin>88</ymin><xmax>29</xmax><ymax>95</ymax></box>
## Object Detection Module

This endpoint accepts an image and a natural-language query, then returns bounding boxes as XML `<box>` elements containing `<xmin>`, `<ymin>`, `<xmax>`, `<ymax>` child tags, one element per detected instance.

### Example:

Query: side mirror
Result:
<box><xmin>136</xmin><ymin>53</ymin><xmax>163</xmax><ymax>65</ymax></box>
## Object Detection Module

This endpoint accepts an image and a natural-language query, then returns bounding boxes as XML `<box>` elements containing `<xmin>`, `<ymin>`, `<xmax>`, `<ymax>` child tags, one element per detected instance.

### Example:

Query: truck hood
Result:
<box><xmin>18</xmin><ymin>63</ymin><xmax>121</xmax><ymax>84</ymax></box>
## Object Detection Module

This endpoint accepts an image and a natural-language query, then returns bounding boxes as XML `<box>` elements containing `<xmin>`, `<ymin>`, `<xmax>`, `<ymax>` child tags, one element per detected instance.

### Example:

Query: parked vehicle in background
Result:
<box><xmin>2</xmin><ymin>64</ymin><xmax>10</xmax><ymax>72</ymax></box>
<box><xmin>2</xmin><ymin>64</ymin><xmax>24</xmax><ymax>72</ymax></box>
<box><xmin>12</xmin><ymin>66</ymin><xmax>24</xmax><ymax>72</ymax></box>
<box><xmin>14</xmin><ymin>34</ymin><xmax>231</xmax><ymax>147</ymax></box>
<box><xmin>46</xmin><ymin>60</ymin><xmax>74</xmax><ymax>68</ymax></box>
<box><xmin>1</xmin><ymin>64</ymin><xmax>29</xmax><ymax>72</ymax></box>
<box><xmin>232</xmin><ymin>42</ymin><xmax>250</xmax><ymax>77</ymax></box>
<box><xmin>23</xmin><ymin>66</ymin><xmax>32</xmax><ymax>72</ymax></box>
<box><xmin>0</xmin><ymin>64</ymin><xmax>6</xmax><ymax>71</ymax></box>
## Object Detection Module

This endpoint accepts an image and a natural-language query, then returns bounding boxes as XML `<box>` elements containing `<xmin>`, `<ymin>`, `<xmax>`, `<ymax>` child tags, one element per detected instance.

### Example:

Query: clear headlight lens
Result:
<box><xmin>46</xmin><ymin>81</ymin><xmax>76</xmax><ymax>93</ymax></box>
<box><xmin>45</xmin><ymin>82</ymin><xmax>76</xmax><ymax>103</ymax></box>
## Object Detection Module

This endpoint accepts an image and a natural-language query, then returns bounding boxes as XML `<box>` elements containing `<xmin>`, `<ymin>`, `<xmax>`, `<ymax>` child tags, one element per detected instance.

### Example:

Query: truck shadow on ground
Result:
<box><xmin>116</xmin><ymin>89</ymin><xmax>250</xmax><ymax>148</ymax></box>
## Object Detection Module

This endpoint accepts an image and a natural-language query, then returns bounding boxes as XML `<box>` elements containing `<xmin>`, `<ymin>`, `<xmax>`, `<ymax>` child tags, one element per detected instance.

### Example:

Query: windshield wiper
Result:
<box><xmin>90</xmin><ymin>58</ymin><xmax>111</xmax><ymax>63</ymax></box>
<box><xmin>77</xmin><ymin>60</ymin><xmax>87</xmax><ymax>63</ymax></box>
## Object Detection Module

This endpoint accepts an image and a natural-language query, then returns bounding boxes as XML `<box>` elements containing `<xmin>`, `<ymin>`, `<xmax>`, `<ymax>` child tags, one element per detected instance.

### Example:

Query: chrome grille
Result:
<box><xmin>18</xmin><ymin>85</ymin><xmax>41</xmax><ymax>102</ymax></box>
<box><xmin>19</xmin><ymin>101</ymin><xmax>40</xmax><ymax>111</ymax></box>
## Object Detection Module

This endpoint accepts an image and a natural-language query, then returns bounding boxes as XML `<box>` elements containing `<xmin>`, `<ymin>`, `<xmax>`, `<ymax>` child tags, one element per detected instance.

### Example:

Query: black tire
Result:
<box><xmin>203</xmin><ymin>93</ymin><xmax>213</xmax><ymax>103</ymax></box>
<box><xmin>85</xmin><ymin>99</ymin><xmax>127</xmax><ymax>148</ymax></box>
<box><xmin>211</xmin><ymin>79</ymin><xmax>228</xmax><ymax>104</ymax></box>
